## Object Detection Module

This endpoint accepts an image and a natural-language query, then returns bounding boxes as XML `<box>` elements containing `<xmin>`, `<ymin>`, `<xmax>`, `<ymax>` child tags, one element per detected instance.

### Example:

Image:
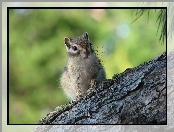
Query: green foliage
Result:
<box><xmin>9</xmin><ymin>9</ymin><xmax>166</xmax><ymax>124</ymax></box>
<box><xmin>132</xmin><ymin>9</ymin><xmax>167</xmax><ymax>44</ymax></box>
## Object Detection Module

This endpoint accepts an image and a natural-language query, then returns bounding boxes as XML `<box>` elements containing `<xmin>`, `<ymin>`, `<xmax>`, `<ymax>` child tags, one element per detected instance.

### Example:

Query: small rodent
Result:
<box><xmin>60</xmin><ymin>32</ymin><xmax>106</xmax><ymax>100</ymax></box>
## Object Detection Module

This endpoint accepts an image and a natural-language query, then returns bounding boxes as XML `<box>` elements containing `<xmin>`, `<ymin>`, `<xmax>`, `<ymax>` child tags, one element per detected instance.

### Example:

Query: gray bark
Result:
<box><xmin>34</xmin><ymin>51</ymin><xmax>166</xmax><ymax>129</ymax></box>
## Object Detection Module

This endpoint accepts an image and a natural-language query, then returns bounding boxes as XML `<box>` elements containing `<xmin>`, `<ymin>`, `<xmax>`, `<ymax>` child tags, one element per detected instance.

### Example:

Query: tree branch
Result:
<box><xmin>34</xmin><ymin>51</ymin><xmax>166</xmax><ymax>130</ymax></box>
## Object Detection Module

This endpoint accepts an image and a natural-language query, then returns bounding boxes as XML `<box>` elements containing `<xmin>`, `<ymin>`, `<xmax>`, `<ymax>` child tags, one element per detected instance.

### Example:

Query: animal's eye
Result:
<box><xmin>72</xmin><ymin>45</ymin><xmax>78</xmax><ymax>51</ymax></box>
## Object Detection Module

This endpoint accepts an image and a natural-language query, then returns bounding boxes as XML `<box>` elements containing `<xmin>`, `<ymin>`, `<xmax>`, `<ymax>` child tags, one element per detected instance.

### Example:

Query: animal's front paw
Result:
<box><xmin>87</xmin><ymin>79</ymin><xmax>97</xmax><ymax>93</ymax></box>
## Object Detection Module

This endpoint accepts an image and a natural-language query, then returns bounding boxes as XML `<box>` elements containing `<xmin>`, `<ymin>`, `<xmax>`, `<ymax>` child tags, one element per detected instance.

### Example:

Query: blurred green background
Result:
<box><xmin>9</xmin><ymin>9</ymin><xmax>165</xmax><ymax>124</ymax></box>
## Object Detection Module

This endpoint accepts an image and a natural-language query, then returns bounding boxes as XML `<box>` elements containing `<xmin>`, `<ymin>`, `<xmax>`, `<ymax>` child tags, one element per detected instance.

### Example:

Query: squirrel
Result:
<box><xmin>60</xmin><ymin>32</ymin><xmax>106</xmax><ymax>100</ymax></box>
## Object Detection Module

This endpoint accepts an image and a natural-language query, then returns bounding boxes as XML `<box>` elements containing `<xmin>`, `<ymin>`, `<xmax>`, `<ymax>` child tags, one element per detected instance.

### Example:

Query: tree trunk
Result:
<box><xmin>34</xmin><ymin>51</ymin><xmax>166</xmax><ymax>129</ymax></box>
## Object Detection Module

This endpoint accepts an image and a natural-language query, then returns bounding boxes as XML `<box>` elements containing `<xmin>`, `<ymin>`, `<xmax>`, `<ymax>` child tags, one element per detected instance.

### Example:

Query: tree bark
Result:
<box><xmin>35</xmin><ymin>51</ymin><xmax>166</xmax><ymax>128</ymax></box>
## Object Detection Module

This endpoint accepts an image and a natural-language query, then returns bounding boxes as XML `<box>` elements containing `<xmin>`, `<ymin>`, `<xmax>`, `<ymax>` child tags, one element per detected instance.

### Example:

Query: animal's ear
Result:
<box><xmin>64</xmin><ymin>37</ymin><xmax>71</xmax><ymax>48</ymax></box>
<box><xmin>84</xmin><ymin>32</ymin><xmax>89</xmax><ymax>40</ymax></box>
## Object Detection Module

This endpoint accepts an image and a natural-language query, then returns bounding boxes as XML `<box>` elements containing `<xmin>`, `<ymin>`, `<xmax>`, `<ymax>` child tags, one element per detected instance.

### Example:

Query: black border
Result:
<box><xmin>7</xmin><ymin>7</ymin><xmax>9</xmax><ymax>125</ymax></box>
<box><xmin>7</xmin><ymin>7</ymin><xmax>166</xmax><ymax>9</ymax></box>
<box><xmin>7</xmin><ymin>6</ymin><xmax>167</xmax><ymax>125</ymax></box>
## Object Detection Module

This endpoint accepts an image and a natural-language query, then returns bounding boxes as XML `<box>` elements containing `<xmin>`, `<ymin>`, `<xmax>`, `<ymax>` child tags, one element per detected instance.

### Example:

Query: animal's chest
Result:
<box><xmin>70</xmin><ymin>63</ymin><xmax>93</xmax><ymax>78</ymax></box>
<box><xmin>68</xmin><ymin>59</ymin><xmax>97</xmax><ymax>81</ymax></box>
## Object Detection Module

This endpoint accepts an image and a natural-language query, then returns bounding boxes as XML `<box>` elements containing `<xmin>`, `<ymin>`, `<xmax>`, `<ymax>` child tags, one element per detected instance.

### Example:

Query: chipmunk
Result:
<box><xmin>60</xmin><ymin>32</ymin><xmax>106</xmax><ymax>100</ymax></box>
